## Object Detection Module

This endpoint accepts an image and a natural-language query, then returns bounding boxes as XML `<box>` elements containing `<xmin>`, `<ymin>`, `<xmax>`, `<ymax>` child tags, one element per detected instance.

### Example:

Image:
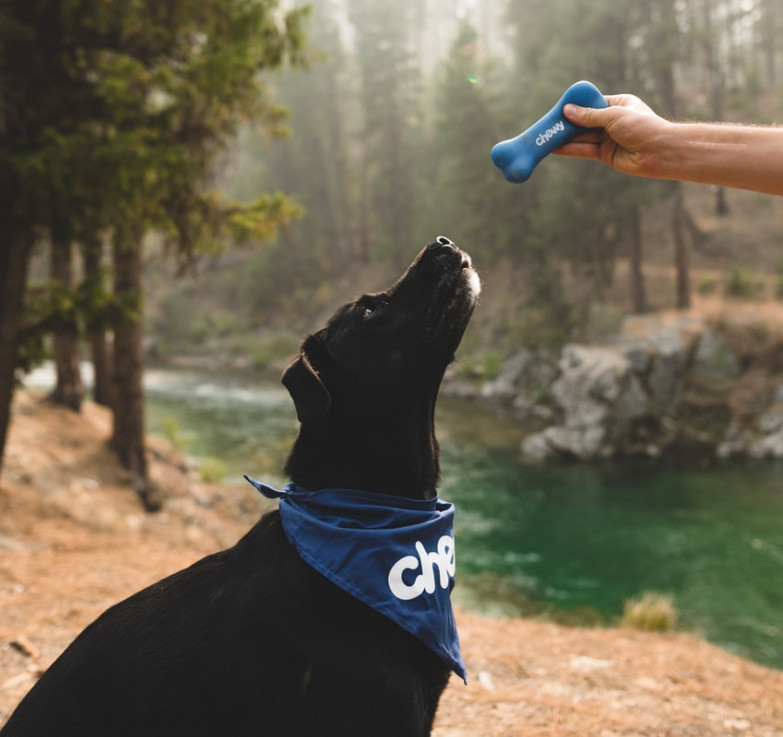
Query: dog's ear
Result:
<box><xmin>282</xmin><ymin>347</ymin><xmax>332</xmax><ymax>424</ymax></box>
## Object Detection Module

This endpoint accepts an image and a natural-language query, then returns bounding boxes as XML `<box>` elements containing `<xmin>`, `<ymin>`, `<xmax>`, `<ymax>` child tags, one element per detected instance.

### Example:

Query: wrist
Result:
<box><xmin>644</xmin><ymin>120</ymin><xmax>687</xmax><ymax>181</ymax></box>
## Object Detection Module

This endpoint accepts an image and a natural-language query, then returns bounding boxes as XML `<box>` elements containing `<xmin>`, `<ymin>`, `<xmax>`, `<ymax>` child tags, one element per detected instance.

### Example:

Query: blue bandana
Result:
<box><xmin>243</xmin><ymin>475</ymin><xmax>466</xmax><ymax>683</ymax></box>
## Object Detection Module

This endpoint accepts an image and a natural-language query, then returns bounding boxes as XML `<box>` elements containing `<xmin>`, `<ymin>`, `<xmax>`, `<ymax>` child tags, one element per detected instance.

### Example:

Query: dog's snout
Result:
<box><xmin>429</xmin><ymin>236</ymin><xmax>454</xmax><ymax>250</ymax></box>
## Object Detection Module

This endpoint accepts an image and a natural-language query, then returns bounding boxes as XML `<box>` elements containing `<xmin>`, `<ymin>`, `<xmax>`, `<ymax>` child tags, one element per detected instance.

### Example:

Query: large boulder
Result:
<box><xmin>520</xmin><ymin>321</ymin><xmax>695</xmax><ymax>462</ymax></box>
<box><xmin>522</xmin><ymin>345</ymin><xmax>650</xmax><ymax>461</ymax></box>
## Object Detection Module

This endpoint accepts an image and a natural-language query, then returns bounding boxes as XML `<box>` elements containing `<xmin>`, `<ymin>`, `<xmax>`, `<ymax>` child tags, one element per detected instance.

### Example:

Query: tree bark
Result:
<box><xmin>672</xmin><ymin>183</ymin><xmax>691</xmax><ymax>310</ymax></box>
<box><xmin>653</xmin><ymin>0</ymin><xmax>691</xmax><ymax>312</ymax></box>
<box><xmin>628</xmin><ymin>206</ymin><xmax>647</xmax><ymax>314</ymax></box>
<box><xmin>110</xmin><ymin>226</ymin><xmax>160</xmax><ymax>511</ymax></box>
<box><xmin>357</xmin><ymin>152</ymin><xmax>371</xmax><ymax>264</ymax></box>
<box><xmin>714</xmin><ymin>186</ymin><xmax>729</xmax><ymax>217</ymax></box>
<box><xmin>82</xmin><ymin>239</ymin><xmax>114</xmax><ymax>408</ymax></box>
<box><xmin>762</xmin><ymin>0</ymin><xmax>778</xmax><ymax>87</ymax></box>
<box><xmin>49</xmin><ymin>236</ymin><xmax>84</xmax><ymax>411</ymax></box>
<box><xmin>0</xmin><ymin>227</ymin><xmax>34</xmax><ymax>476</ymax></box>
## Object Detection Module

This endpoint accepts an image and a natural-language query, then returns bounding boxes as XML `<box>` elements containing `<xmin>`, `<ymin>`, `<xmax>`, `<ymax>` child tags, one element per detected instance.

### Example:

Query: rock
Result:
<box><xmin>10</xmin><ymin>636</ymin><xmax>39</xmax><ymax>660</ymax></box>
<box><xmin>521</xmin><ymin>431</ymin><xmax>554</xmax><ymax>462</ymax></box>
<box><xmin>717</xmin><ymin>423</ymin><xmax>750</xmax><ymax>459</ymax></box>
<box><xmin>692</xmin><ymin>329</ymin><xmax>739</xmax><ymax>382</ymax></box>
<box><xmin>645</xmin><ymin>328</ymin><xmax>690</xmax><ymax>411</ymax></box>
<box><xmin>522</xmin><ymin>345</ymin><xmax>653</xmax><ymax>461</ymax></box>
<box><xmin>481</xmin><ymin>350</ymin><xmax>557</xmax><ymax>415</ymax></box>
<box><xmin>481</xmin><ymin>350</ymin><xmax>534</xmax><ymax>402</ymax></box>
<box><xmin>0</xmin><ymin>535</ymin><xmax>27</xmax><ymax>552</ymax></box>
<box><xmin>748</xmin><ymin>429</ymin><xmax>783</xmax><ymax>459</ymax></box>
<box><xmin>749</xmin><ymin>405</ymin><xmax>783</xmax><ymax>459</ymax></box>
<box><xmin>759</xmin><ymin>406</ymin><xmax>783</xmax><ymax>435</ymax></box>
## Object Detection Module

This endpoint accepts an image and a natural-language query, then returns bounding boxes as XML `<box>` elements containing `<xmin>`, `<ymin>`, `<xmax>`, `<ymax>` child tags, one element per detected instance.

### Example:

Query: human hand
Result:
<box><xmin>555</xmin><ymin>94</ymin><xmax>675</xmax><ymax>180</ymax></box>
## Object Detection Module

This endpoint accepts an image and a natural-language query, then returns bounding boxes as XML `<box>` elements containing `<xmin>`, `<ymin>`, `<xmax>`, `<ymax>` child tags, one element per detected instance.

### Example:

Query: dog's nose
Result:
<box><xmin>429</xmin><ymin>236</ymin><xmax>455</xmax><ymax>250</ymax></box>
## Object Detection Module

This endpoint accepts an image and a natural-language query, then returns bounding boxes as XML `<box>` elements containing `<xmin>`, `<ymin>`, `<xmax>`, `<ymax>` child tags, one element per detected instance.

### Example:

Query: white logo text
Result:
<box><xmin>535</xmin><ymin>120</ymin><xmax>565</xmax><ymax>146</ymax></box>
<box><xmin>388</xmin><ymin>535</ymin><xmax>456</xmax><ymax>601</ymax></box>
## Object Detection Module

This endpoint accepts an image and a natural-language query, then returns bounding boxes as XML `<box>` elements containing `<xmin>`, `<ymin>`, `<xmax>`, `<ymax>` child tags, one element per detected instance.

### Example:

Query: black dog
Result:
<box><xmin>1</xmin><ymin>237</ymin><xmax>480</xmax><ymax>737</ymax></box>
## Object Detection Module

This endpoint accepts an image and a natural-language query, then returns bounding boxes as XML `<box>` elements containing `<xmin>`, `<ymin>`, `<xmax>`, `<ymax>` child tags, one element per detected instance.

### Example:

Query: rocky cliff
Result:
<box><xmin>473</xmin><ymin>313</ymin><xmax>783</xmax><ymax>462</ymax></box>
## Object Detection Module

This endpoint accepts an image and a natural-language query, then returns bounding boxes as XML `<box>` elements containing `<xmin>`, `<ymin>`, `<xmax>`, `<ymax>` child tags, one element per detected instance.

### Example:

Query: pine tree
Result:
<box><xmin>0</xmin><ymin>0</ymin><xmax>307</xmax><ymax>506</ymax></box>
<box><xmin>347</xmin><ymin>0</ymin><xmax>422</xmax><ymax>267</ymax></box>
<box><xmin>504</xmin><ymin>0</ymin><xmax>660</xmax><ymax>323</ymax></box>
<box><xmin>258</xmin><ymin>0</ymin><xmax>357</xmax><ymax>270</ymax></box>
<box><xmin>430</xmin><ymin>21</ymin><xmax>530</xmax><ymax>258</ymax></box>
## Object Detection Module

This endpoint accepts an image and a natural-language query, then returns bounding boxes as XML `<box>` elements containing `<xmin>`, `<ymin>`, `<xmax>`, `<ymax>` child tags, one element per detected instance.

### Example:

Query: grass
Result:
<box><xmin>725</xmin><ymin>265</ymin><xmax>758</xmax><ymax>299</ymax></box>
<box><xmin>621</xmin><ymin>592</ymin><xmax>679</xmax><ymax>632</ymax></box>
<box><xmin>251</xmin><ymin>332</ymin><xmax>300</xmax><ymax>370</ymax></box>
<box><xmin>161</xmin><ymin>416</ymin><xmax>192</xmax><ymax>452</ymax></box>
<box><xmin>199</xmin><ymin>456</ymin><xmax>227</xmax><ymax>483</ymax></box>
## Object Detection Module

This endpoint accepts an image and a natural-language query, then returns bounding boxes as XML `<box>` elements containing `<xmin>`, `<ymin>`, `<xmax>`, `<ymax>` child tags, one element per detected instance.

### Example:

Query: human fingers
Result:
<box><xmin>562</xmin><ymin>103</ymin><xmax>622</xmax><ymax>129</ymax></box>
<box><xmin>604</xmin><ymin>93</ymin><xmax>656</xmax><ymax>114</ymax></box>
<box><xmin>552</xmin><ymin>140</ymin><xmax>605</xmax><ymax>160</ymax></box>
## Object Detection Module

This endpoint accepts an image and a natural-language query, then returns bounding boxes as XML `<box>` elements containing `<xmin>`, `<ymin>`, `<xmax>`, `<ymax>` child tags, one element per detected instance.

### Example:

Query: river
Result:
<box><xmin>142</xmin><ymin>367</ymin><xmax>783</xmax><ymax>671</ymax></box>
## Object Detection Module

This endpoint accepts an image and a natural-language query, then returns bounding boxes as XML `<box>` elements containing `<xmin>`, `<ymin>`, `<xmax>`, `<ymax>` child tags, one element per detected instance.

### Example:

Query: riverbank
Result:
<box><xmin>1</xmin><ymin>392</ymin><xmax>782</xmax><ymax>734</ymax></box>
<box><xmin>445</xmin><ymin>296</ymin><xmax>783</xmax><ymax>466</ymax></box>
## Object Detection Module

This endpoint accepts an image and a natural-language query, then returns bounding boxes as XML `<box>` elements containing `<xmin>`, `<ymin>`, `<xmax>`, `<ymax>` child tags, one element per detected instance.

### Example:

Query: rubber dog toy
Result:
<box><xmin>491</xmin><ymin>80</ymin><xmax>609</xmax><ymax>183</ymax></box>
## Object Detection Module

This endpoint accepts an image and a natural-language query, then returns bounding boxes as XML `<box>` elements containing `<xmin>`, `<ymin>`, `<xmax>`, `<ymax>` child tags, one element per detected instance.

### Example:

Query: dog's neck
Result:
<box><xmin>284</xmin><ymin>400</ymin><xmax>440</xmax><ymax>500</ymax></box>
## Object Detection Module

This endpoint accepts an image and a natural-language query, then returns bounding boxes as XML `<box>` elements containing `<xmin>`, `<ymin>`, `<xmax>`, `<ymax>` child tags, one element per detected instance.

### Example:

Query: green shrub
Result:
<box><xmin>776</xmin><ymin>265</ymin><xmax>783</xmax><ymax>299</ymax></box>
<box><xmin>481</xmin><ymin>351</ymin><xmax>503</xmax><ymax>381</ymax></box>
<box><xmin>697</xmin><ymin>275</ymin><xmax>720</xmax><ymax>296</ymax></box>
<box><xmin>621</xmin><ymin>591</ymin><xmax>679</xmax><ymax>632</ymax></box>
<box><xmin>199</xmin><ymin>456</ymin><xmax>227</xmax><ymax>483</ymax></box>
<box><xmin>456</xmin><ymin>350</ymin><xmax>504</xmax><ymax>381</ymax></box>
<box><xmin>188</xmin><ymin>314</ymin><xmax>211</xmax><ymax>345</ymax></box>
<box><xmin>585</xmin><ymin>302</ymin><xmax>624</xmax><ymax>342</ymax></box>
<box><xmin>162</xmin><ymin>416</ymin><xmax>191</xmax><ymax>452</ymax></box>
<box><xmin>724</xmin><ymin>265</ymin><xmax>756</xmax><ymax>299</ymax></box>
<box><xmin>252</xmin><ymin>333</ymin><xmax>300</xmax><ymax>370</ymax></box>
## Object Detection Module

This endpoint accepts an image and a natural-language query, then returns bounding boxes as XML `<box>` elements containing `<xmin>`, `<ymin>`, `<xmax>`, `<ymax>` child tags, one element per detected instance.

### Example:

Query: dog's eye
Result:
<box><xmin>361</xmin><ymin>300</ymin><xmax>387</xmax><ymax>320</ymax></box>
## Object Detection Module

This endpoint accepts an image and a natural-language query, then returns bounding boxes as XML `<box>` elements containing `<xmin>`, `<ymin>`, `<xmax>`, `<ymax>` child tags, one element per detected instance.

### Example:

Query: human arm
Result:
<box><xmin>555</xmin><ymin>94</ymin><xmax>783</xmax><ymax>196</ymax></box>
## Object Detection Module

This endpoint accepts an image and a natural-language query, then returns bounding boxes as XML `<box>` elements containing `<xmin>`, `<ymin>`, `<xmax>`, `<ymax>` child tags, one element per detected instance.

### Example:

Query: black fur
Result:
<box><xmin>1</xmin><ymin>239</ymin><xmax>479</xmax><ymax>737</ymax></box>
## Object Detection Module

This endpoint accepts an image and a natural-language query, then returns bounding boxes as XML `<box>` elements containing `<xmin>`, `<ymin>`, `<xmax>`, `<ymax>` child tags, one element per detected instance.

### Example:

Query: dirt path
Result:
<box><xmin>1</xmin><ymin>393</ymin><xmax>782</xmax><ymax>735</ymax></box>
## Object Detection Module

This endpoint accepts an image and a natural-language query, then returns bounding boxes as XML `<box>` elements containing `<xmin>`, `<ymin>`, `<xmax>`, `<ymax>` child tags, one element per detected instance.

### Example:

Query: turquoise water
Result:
<box><xmin>145</xmin><ymin>368</ymin><xmax>783</xmax><ymax>671</ymax></box>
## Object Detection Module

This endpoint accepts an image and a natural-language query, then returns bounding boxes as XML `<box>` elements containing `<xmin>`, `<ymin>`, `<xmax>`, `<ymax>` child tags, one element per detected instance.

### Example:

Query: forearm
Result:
<box><xmin>657</xmin><ymin>122</ymin><xmax>783</xmax><ymax>196</ymax></box>
<box><xmin>561</xmin><ymin>99</ymin><xmax>783</xmax><ymax>196</ymax></box>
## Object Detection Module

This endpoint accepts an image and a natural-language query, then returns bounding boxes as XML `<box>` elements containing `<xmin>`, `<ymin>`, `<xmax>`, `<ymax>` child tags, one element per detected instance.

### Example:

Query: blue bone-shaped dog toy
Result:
<box><xmin>491</xmin><ymin>80</ymin><xmax>609</xmax><ymax>183</ymax></box>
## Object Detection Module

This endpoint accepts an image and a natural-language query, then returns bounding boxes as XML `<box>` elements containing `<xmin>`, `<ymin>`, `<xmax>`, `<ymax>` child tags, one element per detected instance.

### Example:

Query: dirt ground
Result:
<box><xmin>1</xmin><ymin>391</ymin><xmax>782</xmax><ymax>736</ymax></box>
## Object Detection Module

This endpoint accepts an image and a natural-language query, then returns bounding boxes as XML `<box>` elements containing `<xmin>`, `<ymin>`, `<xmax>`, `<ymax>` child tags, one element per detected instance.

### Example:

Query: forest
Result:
<box><xmin>1</xmin><ymin>0</ymin><xmax>782</xmax><ymax>509</ymax></box>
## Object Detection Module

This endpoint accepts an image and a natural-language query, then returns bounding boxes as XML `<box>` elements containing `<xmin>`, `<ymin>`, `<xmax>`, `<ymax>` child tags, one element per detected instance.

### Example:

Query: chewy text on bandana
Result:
<box><xmin>388</xmin><ymin>534</ymin><xmax>455</xmax><ymax>601</ymax></box>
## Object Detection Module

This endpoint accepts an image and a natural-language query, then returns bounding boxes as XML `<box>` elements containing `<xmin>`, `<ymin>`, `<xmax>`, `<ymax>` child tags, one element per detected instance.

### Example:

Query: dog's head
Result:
<box><xmin>282</xmin><ymin>237</ymin><xmax>480</xmax><ymax>496</ymax></box>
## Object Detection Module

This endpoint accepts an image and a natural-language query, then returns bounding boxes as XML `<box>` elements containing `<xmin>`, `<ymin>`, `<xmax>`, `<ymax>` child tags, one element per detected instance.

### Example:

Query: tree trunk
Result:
<box><xmin>110</xmin><ymin>226</ymin><xmax>160</xmax><ymax>511</ymax></box>
<box><xmin>0</xmin><ymin>228</ymin><xmax>34</xmax><ymax>476</ymax></box>
<box><xmin>628</xmin><ymin>206</ymin><xmax>647</xmax><ymax>314</ymax></box>
<box><xmin>357</xmin><ymin>153</ymin><xmax>371</xmax><ymax>264</ymax></box>
<box><xmin>672</xmin><ymin>184</ymin><xmax>691</xmax><ymax>310</ymax></box>
<box><xmin>82</xmin><ymin>239</ymin><xmax>113</xmax><ymax>408</ymax></box>
<box><xmin>762</xmin><ymin>0</ymin><xmax>778</xmax><ymax>87</ymax></box>
<box><xmin>699</xmin><ymin>2</ymin><xmax>729</xmax><ymax>218</ymax></box>
<box><xmin>714</xmin><ymin>186</ymin><xmax>729</xmax><ymax>217</ymax></box>
<box><xmin>652</xmin><ymin>0</ymin><xmax>690</xmax><ymax>312</ymax></box>
<box><xmin>49</xmin><ymin>236</ymin><xmax>84</xmax><ymax>411</ymax></box>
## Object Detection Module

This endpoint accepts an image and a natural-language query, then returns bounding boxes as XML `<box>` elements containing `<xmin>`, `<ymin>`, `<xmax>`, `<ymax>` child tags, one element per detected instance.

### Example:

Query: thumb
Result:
<box><xmin>563</xmin><ymin>103</ymin><xmax>609</xmax><ymax>128</ymax></box>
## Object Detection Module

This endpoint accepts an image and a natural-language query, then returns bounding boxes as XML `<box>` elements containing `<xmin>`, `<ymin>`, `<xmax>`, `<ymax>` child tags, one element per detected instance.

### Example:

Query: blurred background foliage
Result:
<box><xmin>202</xmin><ymin>0</ymin><xmax>783</xmax><ymax>355</ymax></box>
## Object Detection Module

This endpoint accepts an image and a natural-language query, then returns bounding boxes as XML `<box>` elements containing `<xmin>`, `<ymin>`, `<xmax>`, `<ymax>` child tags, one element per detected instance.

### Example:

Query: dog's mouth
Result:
<box><xmin>414</xmin><ymin>236</ymin><xmax>481</xmax><ymax>348</ymax></box>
